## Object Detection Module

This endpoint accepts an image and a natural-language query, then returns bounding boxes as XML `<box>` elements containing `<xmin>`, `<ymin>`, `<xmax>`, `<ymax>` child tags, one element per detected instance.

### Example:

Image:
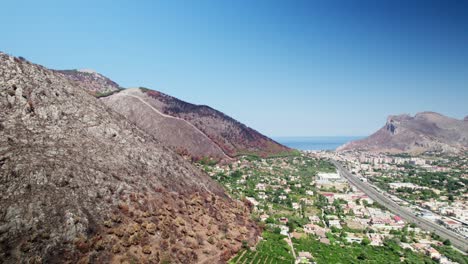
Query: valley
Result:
<box><xmin>198</xmin><ymin>153</ymin><xmax>467</xmax><ymax>264</ymax></box>
<box><xmin>1</xmin><ymin>52</ymin><xmax>466</xmax><ymax>264</ymax></box>
<box><xmin>2</xmin><ymin>1</ymin><xmax>467</xmax><ymax>263</ymax></box>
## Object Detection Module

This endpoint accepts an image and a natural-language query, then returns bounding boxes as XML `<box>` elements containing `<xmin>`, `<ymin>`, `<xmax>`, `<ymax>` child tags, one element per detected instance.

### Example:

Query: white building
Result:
<box><xmin>317</xmin><ymin>172</ymin><xmax>342</xmax><ymax>182</ymax></box>
<box><xmin>328</xmin><ymin>220</ymin><xmax>342</xmax><ymax>229</ymax></box>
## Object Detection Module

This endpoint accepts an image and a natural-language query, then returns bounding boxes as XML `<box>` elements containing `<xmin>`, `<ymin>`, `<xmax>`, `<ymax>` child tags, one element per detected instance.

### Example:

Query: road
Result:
<box><xmin>286</xmin><ymin>233</ymin><xmax>297</xmax><ymax>260</ymax></box>
<box><xmin>114</xmin><ymin>90</ymin><xmax>233</xmax><ymax>160</ymax></box>
<box><xmin>331</xmin><ymin>160</ymin><xmax>468</xmax><ymax>252</ymax></box>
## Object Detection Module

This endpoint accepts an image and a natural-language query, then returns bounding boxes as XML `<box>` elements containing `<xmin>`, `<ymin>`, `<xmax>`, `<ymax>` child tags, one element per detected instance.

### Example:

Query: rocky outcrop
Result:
<box><xmin>55</xmin><ymin>69</ymin><xmax>121</xmax><ymax>96</ymax></box>
<box><xmin>0</xmin><ymin>53</ymin><xmax>259</xmax><ymax>263</ymax></box>
<box><xmin>338</xmin><ymin>112</ymin><xmax>468</xmax><ymax>154</ymax></box>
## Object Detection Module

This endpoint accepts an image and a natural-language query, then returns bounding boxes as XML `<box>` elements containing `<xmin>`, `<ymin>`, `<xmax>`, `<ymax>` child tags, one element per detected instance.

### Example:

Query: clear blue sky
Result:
<box><xmin>2</xmin><ymin>0</ymin><xmax>467</xmax><ymax>136</ymax></box>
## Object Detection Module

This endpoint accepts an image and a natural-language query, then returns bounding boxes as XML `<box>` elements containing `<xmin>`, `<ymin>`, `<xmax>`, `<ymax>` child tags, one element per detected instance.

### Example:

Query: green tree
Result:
<box><xmin>242</xmin><ymin>240</ymin><xmax>249</xmax><ymax>249</ymax></box>
<box><xmin>361</xmin><ymin>237</ymin><xmax>371</xmax><ymax>246</ymax></box>
<box><xmin>363</xmin><ymin>199</ymin><xmax>369</xmax><ymax>207</ymax></box>
<box><xmin>401</xmin><ymin>236</ymin><xmax>409</xmax><ymax>243</ymax></box>
<box><xmin>448</xmin><ymin>195</ymin><xmax>454</xmax><ymax>202</ymax></box>
<box><xmin>340</xmin><ymin>230</ymin><xmax>347</xmax><ymax>238</ymax></box>
<box><xmin>443</xmin><ymin>239</ymin><xmax>451</xmax><ymax>246</ymax></box>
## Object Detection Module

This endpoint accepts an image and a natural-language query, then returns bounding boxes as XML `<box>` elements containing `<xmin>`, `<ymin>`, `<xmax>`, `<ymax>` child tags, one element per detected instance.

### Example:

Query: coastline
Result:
<box><xmin>274</xmin><ymin>136</ymin><xmax>364</xmax><ymax>151</ymax></box>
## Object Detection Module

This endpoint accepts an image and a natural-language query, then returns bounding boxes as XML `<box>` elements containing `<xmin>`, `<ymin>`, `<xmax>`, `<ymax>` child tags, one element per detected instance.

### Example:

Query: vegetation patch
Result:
<box><xmin>229</xmin><ymin>230</ymin><xmax>295</xmax><ymax>264</ymax></box>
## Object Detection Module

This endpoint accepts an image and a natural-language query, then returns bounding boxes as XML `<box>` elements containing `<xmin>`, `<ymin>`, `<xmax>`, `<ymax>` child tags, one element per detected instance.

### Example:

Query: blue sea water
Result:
<box><xmin>274</xmin><ymin>136</ymin><xmax>364</xmax><ymax>151</ymax></box>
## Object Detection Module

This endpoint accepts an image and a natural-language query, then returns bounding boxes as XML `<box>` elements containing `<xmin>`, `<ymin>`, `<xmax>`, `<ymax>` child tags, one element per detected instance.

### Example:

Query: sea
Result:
<box><xmin>274</xmin><ymin>136</ymin><xmax>364</xmax><ymax>151</ymax></box>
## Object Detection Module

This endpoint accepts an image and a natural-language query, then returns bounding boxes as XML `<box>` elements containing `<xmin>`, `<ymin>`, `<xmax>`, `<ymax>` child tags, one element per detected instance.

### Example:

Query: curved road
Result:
<box><xmin>112</xmin><ymin>91</ymin><xmax>233</xmax><ymax>160</ymax></box>
<box><xmin>331</xmin><ymin>160</ymin><xmax>468</xmax><ymax>252</ymax></box>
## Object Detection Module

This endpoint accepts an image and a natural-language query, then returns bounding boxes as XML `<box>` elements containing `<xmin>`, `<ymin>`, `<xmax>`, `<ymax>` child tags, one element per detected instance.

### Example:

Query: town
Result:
<box><xmin>317</xmin><ymin>151</ymin><xmax>468</xmax><ymax>239</ymax></box>
<box><xmin>198</xmin><ymin>153</ymin><xmax>468</xmax><ymax>264</ymax></box>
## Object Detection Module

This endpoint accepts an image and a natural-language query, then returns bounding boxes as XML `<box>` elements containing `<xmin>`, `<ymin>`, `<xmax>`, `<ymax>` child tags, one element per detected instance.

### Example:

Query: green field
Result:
<box><xmin>229</xmin><ymin>231</ymin><xmax>295</xmax><ymax>264</ymax></box>
<box><xmin>292</xmin><ymin>236</ymin><xmax>437</xmax><ymax>264</ymax></box>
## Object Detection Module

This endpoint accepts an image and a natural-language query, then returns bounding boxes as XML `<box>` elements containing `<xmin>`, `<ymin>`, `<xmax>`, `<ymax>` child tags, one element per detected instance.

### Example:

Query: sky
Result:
<box><xmin>1</xmin><ymin>0</ymin><xmax>467</xmax><ymax>137</ymax></box>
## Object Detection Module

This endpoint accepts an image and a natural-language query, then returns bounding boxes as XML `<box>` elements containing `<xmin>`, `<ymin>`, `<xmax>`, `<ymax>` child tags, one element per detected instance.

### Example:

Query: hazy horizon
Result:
<box><xmin>274</xmin><ymin>136</ymin><xmax>364</xmax><ymax>151</ymax></box>
<box><xmin>273</xmin><ymin>136</ymin><xmax>365</xmax><ymax>139</ymax></box>
<box><xmin>2</xmin><ymin>0</ymin><xmax>467</xmax><ymax>137</ymax></box>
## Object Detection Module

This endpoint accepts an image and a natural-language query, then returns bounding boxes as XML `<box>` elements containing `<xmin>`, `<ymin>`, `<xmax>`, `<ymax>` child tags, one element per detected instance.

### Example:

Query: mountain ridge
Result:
<box><xmin>54</xmin><ymin>69</ymin><xmax>122</xmax><ymax>97</ymax></box>
<box><xmin>56</xmin><ymin>68</ymin><xmax>291</xmax><ymax>160</ymax></box>
<box><xmin>0</xmin><ymin>52</ymin><xmax>259</xmax><ymax>263</ymax></box>
<box><xmin>140</xmin><ymin>87</ymin><xmax>290</xmax><ymax>158</ymax></box>
<box><xmin>103</xmin><ymin>88</ymin><xmax>233</xmax><ymax>161</ymax></box>
<box><xmin>338</xmin><ymin>112</ymin><xmax>468</xmax><ymax>154</ymax></box>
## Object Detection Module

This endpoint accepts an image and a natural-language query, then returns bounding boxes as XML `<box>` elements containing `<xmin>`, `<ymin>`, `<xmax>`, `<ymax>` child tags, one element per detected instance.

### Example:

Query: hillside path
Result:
<box><xmin>118</xmin><ymin>92</ymin><xmax>233</xmax><ymax>160</ymax></box>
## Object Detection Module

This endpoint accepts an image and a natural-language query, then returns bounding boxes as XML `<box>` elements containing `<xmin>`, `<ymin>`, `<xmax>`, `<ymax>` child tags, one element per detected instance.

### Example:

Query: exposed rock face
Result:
<box><xmin>55</xmin><ymin>69</ymin><xmax>121</xmax><ymax>96</ymax></box>
<box><xmin>101</xmin><ymin>87</ymin><xmax>290</xmax><ymax>160</ymax></box>
<box><xmin>338</xmin><ymin>112</ymin><xmax>468</xmax><ymax>153</ymax></box>
<box><xmin>0</xmin><ymin>53</ymin><xmax>259</xmax><ymax>263</ymax></box>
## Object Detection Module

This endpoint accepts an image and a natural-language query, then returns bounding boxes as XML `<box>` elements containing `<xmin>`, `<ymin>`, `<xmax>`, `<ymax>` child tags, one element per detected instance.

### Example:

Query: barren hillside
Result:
<box><xmin>55</xmin><ymin>69</ymin><xmax>121</xmax><ymax>96</ymax></box>
<box><xmin>101</xmin><ymin>88</ymin><xmax>230</xmax><ymax>161</ymax></box>
<box><xmin>0</xmin><ymin>53</ymin><xmax>259</xmax><ymax>263</ymax></box>
<box><xmin>102</xmin><ymin>87</ymin><xmax>290</xmax><ymax>160</ymax></box>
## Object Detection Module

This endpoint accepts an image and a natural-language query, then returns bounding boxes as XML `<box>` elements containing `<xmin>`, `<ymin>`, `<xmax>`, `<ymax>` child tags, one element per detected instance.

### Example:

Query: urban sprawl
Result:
<box><xmin>198</xmin><ymin>151</ymin><xmax>468</xmax><ymax>264</ymax></box>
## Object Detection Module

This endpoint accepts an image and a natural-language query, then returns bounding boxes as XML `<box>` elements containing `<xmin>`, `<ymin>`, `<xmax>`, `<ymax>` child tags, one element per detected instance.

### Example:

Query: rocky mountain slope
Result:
<box><xmin>57</xmin><ymin>69</ymin><xmax>290</xmax><ymax>161</ymax></box>
<box><xmin>101</xmin><ymin>88</ymin><xmax>230</xmax><ymax>161</ymax></box>
<box><xmin>0</xmin><ymin>53</ymin><xmax>259</xmax><ymax>263</ymax></box>
<box><xmin>338</xmin><ymin>112</ymin><xmax>468</xmax><ymax>153</ymax></box>
<box><xmin>55</xmin><ymin>69</ymin><xmax>121</xmax><ymax>96</ymax></box>
<box><xmin>100</xmin><ymin>87</ymin><xmax>290</xmax><ymax>160</ymax></box>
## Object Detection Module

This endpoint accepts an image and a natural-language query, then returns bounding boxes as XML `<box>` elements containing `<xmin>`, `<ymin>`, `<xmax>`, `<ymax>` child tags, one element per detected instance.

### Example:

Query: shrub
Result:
<box><xmin>146</xmin><ymin>223</ymin><xmax>157</xmax><ymax>235</ymax></box>
<box><xmin>207</xmin><ymin>236</ymin><xmax>215</xmax><ymax>245</ymax></box>
<box><xmin>241</xmin><ymin>240</ymin><xmax>249</xmax><ymax>249</ymax></box>
<box><xmin>142</xmin><ymin>245</ymin><xmax>152</xmax><ymax>254</ymax></box>
<box><xmin>361</xmin><ymin>237</ymin><xmax>371</xmax><ymax>246</ymax></box>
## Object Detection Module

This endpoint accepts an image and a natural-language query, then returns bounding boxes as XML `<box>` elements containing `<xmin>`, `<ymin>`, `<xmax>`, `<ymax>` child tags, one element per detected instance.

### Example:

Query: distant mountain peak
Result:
<box><xmin>415</xmin><ymin>111</ymin><xmax>442</xmax><ymax>117</ymax></box>
<box><xmin>338</xmin><ymin>112</ymin><xmax>468</xmax><ymax>154</ymax></box>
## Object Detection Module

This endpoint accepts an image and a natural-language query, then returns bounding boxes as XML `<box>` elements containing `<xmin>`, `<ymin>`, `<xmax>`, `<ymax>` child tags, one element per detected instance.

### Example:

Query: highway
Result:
<box><xmin>331</xmin><ymin>160</ymin><xmax>468</xmax><ymax>252</ymax></box>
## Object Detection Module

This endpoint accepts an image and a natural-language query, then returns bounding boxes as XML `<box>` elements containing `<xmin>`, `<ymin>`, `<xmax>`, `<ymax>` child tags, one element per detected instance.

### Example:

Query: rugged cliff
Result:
<box><xmin>338</xmin><ymin>112</ymin><xmax>468</xmax><ymax>154</ymax></box>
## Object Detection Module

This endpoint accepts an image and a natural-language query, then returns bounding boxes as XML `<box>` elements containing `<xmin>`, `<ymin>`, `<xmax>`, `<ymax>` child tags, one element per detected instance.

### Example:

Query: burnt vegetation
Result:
<box><xmin>0</xmin><ymin>52</ymin><xmax>260</xmax><ymax>263</ymax></box>
<box><xmin>144</xmin><ymin>89</ymin><xmax>290</xmax><ymax>157</ymax></box>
